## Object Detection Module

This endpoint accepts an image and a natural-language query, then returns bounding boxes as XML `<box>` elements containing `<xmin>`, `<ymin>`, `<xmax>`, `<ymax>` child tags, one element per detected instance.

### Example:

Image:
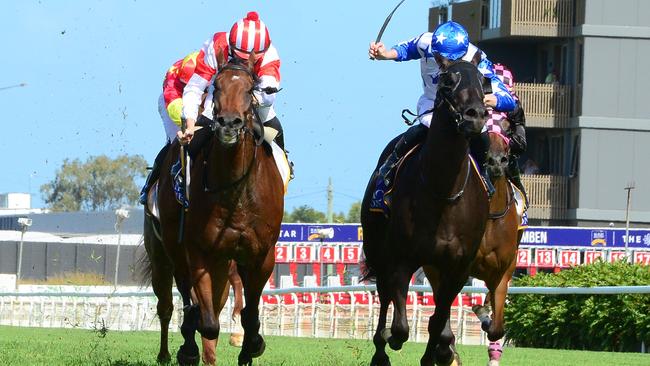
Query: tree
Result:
<box><xmin>285</xmin><ymin>205</ymin><xmax>326</xmax><ymax>223</ymax></box>
<box><xmin>41</xmin><ymin>154</ymin><xmax>148</xmax><ymax>211</ymax></box>
<box><xmin>346</xmin><ymin>201</ymin><xmax>361</xmax><ymax>223</ymax></box>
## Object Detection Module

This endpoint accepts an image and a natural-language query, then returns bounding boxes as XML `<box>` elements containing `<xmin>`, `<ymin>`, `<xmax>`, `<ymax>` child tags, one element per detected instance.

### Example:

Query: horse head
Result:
<box><xmin>211</xmin><ymin>52</ymin><xmax>259</xmax><ymax>145</ymax></box>
<box><xmin>434</xmin><ymin>51</ymin><xmax>488</xmax><ymax>137</ymax></box>
<box><xmin>486</xmin><ymin>118</ymin><xmax>510</xmax><ymax>179</ymax></box>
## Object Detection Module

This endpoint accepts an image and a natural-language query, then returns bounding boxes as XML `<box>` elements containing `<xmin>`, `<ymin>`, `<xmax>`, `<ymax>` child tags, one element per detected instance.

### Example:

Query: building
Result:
<box><xmin>429</xmin><ymin>0</ymin><xmax>650</xmax><ymax>226</ymax></box>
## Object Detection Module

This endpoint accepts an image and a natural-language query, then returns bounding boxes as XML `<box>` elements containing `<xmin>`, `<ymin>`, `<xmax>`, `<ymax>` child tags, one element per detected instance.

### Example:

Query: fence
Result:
<box><xmin>2</xmin><ymin>285</ymin><xmax>649</xmax><ymax>346</ymax></box>
<box><xmin>510</xmin><ymin>0</ymin><xmax>574</xmax><ymax>37</ymax></box>
<box><xmin>521</xmin><ymin>175</ymin><xmax>569</xmax><ymax>220</ymax></box>
<box><xmin>515</xmin><ymin>83</ymin><xmax>572</xmax><ymax>128</ymax></box>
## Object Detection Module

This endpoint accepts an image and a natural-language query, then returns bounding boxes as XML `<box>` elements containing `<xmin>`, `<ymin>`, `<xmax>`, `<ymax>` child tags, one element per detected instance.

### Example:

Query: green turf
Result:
<box><xmin>0</xmin><ymin>326</ymin><xmax>648</xmax><ymax>365</ymax></box>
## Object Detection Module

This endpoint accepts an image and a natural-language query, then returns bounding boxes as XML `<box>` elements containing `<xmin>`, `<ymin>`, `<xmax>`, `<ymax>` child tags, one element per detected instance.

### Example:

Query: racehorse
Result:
<box><xmin>471</xmin><ymin>118</ymin><xmax>524</xmax><ymax>365</ymax></box>
<box><xmin>147</xmin><ymin>52</ymin><xmax>284</xmax><ymax>366</ymax></box>
<box><xmin>361</xmin><ymin>52</ymin><xmax>490</xmax><ymax>366</ymax></box>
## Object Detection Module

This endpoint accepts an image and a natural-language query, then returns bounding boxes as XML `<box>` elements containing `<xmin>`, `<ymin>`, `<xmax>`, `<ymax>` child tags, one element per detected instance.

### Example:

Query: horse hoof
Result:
<box><xmin>156</xmin><ymin>351</ymin><xmax>171</xmax><ymax>364</ymax></box>
<box><xmin>177</xmin><ymin>345</ymin><xmax>200</xmax><ymax>366</ymax></box>
<box><xmin>370</xmin><ymin>353</ymin><xmax>391</xmax><ymax>366</ymax></box>
<box><xmin>249</xmin><ymin>335</ymin><xmax>266</xmax><ymax>358</ymax></box>
<box><xmin>229</xmin><ymin>332</ymin><xmax>244</xmax><ymax>347</ymax></box>
<box><xmin>387</xmin><ymin>337</ymin><xmax>403</xmax><ymax>351</ymax></box>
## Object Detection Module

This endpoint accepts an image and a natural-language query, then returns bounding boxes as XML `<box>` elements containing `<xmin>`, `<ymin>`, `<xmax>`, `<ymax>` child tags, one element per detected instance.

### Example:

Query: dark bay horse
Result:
<box><xmin>149</xmin><ymin>53</ymin><xmax>284</xmax><ymax>366</ymax></box>
<box><xmin>361</xmin><ymin>52</ymin><xmax>490</xmax><ymax>366</ymax></box>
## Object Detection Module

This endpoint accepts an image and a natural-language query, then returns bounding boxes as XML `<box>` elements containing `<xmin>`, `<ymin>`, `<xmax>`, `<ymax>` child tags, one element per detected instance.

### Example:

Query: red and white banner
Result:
<box><xmin>294</xmin><ymin>245</ymin><xmax>315</xmax><ymax>263</ymax></box>
<box><xmin>634</xmin><ymin>251</ymin><xmax>650</xmax><ymax>265</ymax></box>
<box><xmin>583</xmin><ymin>250</ymin><xmax>605</xmax><ymax>264</ymax></box>
<box><xmin>341</xmin><ymin>245</ymin><xmax>361</xmax><ymax>264</ymax></box>
<box><xmin>275</xmin><ymin>244</ymin><xmax>291</xmax><ymax>263</ymax></box>
<box><xmin>557</xmin><ymin>250</ymin><xmax>580</xmax><ymax>267</ymax></box>
<box><xmin>609</xmin><ymin>251</ymin><xmax>627</xmax><ymax>263</ymax></box>
<box><xmin>319</xmin><ymin>246</ymin><xmax>337</xmax><ymax>263</ymax></box>
<box><xmin>535</xmin><ymin>249</ymin><xmax>555</xmax><ymax>268</ymax></box>
<box><xmin>516</xmin><ymin>248</ymin><xmax>531</xmax><ymax>267</ymax></box>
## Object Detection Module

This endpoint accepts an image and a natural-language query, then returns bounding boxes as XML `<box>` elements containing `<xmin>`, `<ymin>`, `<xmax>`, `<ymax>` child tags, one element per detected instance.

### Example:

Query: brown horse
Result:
<box><xmin>361</xmin><ymin>53</ymin><xmax>490</xmax><ymax>366</ymax></box>
<box><xmin>151</xmin><ymin>53</ymin><xmax>284</xmax><ymax>366</ymax></box>
<box><xmin>472</xmin><ymin>119</ymin><xmax>524</xmax><ymax>365</ymax></box>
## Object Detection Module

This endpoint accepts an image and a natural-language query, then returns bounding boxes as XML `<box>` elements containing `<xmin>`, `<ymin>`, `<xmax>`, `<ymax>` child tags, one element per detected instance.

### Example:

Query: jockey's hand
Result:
<box><xmin>176</xmin><ymin>129</ymin><xmax>194</xmax><ymax>145</ymax></box>
<box><xmin>369</xmin><ymin>42</ymin><xmax>396</xmax><ymax>60</ymax></box>
<box><xmin>483</xmin><ymin>94</ymin><xmax>498</xmax><ymax>108</ymax></box>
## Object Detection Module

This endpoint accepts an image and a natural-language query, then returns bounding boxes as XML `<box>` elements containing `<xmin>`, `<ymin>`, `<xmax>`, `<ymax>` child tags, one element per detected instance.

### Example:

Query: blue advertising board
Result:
<box><xmin>279</xmin><ymin>224</ymin><xmax>650</xmax><ymax>249</ymax></box>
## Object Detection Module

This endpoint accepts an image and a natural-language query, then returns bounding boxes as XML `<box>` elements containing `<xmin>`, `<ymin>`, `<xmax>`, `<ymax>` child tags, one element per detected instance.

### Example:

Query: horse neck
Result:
<box><xmin>206</xmin><ymin>133</ymin><xmax>256</xmax><ymax>192</ymax></box>
<box><xmin>419</xmin><ymin>108</ymin><xmax>469</xmax><ymax>195</ymax></box>
<box><xmin>490</xmin><ymin>174</ymin><xmax>510</xmax><ymax>212</ymax></box>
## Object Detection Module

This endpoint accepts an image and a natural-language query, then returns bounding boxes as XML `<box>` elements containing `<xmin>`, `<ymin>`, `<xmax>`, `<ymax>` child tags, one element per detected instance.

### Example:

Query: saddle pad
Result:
<box><xmin>270</xmin><ymin>141</ymin><xmax>291</xmax><ymax>193</ymax></box>
<box><xmin>510</xmin><ymin>182</ymin><xmax>528</xmax><ymax>230</ymax></box>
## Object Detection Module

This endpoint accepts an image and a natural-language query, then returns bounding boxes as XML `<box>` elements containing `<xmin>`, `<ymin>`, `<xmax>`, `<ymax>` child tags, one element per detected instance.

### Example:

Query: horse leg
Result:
<box><xmin>175</xmin><ymin>272</ymin><xmax>200</xmax><ymax>366</ymax></box>
<box><xmin>370</xmin><ymin>275</ymin><xmax>392</xmax><ymax>366</ymax></box>
<box><xmin>186</xmin><ymin>247</ymin><xmax>224</xmax><ymax>342</ymax></box>
<box><xmin>487</xmin><ymin>262</ymin><xmax>515</xmax><ymax>342</ymax></box>
<box><xmin>144</xmin><ymin>215</ymin><xmax>174</xmax><ymax>363</ymax></box>
<box><xmin>199</xmin><ymin>261</ymin><xmax>231</xmax><ymax>366</ymax></box>
<box><xmin>421</xmin><ymin>269</ymin><xmax>465</xmax><ymax>366</ymax></box>
<box><xmin>384</xmin><ymin>266</ymin><xmax>412</xmax><ymax>351</ymax></box>
<box><xmin>151</xmin><ymin>261</ymin><xmax>174</xmax><ymax>363</ymax></box>
<box><xmin>236</xmin><ymin>249</ymin><xmax>275</xmax><ymax>366</ymax></box>
<box><xmin>473</xmin><ymin>290</ymin><xmax>493</xmax><ymax>333</ymax></box>
<box><xmin>228</xmin><ymin>260</ymin><xmax>245</xmax><ymax>347</ymax></box>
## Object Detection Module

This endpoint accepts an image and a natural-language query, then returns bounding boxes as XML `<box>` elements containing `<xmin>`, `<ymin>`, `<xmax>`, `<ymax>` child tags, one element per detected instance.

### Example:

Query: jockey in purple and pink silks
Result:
<box><xmin>368</xmin><ymin>21</ymin><xmax>516</xmax><ymax>196</ymax></box>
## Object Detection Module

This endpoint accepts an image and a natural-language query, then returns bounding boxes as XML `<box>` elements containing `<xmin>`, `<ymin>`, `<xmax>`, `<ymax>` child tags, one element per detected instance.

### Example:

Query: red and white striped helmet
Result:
<box><xmin>229</xmin><ymin>11</ymin><xmax>271</xmax><ymax>60</ymax></box>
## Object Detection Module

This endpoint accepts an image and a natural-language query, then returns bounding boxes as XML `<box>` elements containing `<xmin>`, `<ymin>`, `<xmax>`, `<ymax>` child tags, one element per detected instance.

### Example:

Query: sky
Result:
<box><xmin>1</xmin><ymin>0</ymin><xmax>429</xmax><ymax>214</ymax></box>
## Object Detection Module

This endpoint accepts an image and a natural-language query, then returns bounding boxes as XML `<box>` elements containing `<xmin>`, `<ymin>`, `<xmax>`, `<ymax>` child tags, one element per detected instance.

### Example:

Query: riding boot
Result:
<box><xmin>470</xmin><ymin>131</ymin><xmax>495</xmax><ymax>198</ymax></box>
<box><xmin>264</xmin><ymin>116</ymin><xmax>294</xmax><ymax>179</ymax></box>
<box><xmin>507</xmin><ymin>156</ymin><xmax>528</xmax><ymax>205</ymax></box>
<box><xmin>378</xmin><ymin>123</ymin><xmax>428</xmax><ymax>186</ymax></box>
<box><xmin>140</xmin><ymin>143</ymin><xmax>171</xmax><ymax>205</ymax></box>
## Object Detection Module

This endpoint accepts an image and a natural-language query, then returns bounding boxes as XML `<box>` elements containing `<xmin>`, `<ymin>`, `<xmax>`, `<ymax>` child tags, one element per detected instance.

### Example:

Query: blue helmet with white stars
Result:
<box><xmin>431</xmin><ymin>21</ymin><xmax>469</xmax><ymax>60</ymax></box>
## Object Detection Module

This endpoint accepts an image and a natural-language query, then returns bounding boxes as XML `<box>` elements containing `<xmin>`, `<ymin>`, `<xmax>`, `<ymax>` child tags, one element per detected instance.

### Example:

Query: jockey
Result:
<box><xmin>139</xmin><ymin>51</ymin><xmax>200</xmax><ymax>205</ymax></box>
<box><xmin>490</xmin><ymin>63</ymin><xmax>528</xmax><ymax>203</ymax></box>
<box><xmin>177</xmin><ymin>11</ymin><xmax>285</xmax><ymax>152</ymax></box>
<box><xmin>368</xmin><ymin>21</ymin><xmax>516</xmax><ymax>197</ymax></box>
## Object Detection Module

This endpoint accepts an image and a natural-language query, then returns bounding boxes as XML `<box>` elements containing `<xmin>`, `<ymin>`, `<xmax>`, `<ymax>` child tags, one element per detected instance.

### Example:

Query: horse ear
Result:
<box><xmin>248</xmin><ymin>51</ymin><xmax>257</xmax><ymax>71</ymax></box>
<box><xmin>216</xmin><ymin>50</ymin><xmax>225</xmax><ymax>69</ymax></box>
<box><xmin>470</xmin><ymin>50</ymin><xmax>482</xmax><ymax>66</ymax></box>
<box><xmin>434</xmin><ymin>53</ymin><xmax>452</xmax><ymax>70</ymax></box>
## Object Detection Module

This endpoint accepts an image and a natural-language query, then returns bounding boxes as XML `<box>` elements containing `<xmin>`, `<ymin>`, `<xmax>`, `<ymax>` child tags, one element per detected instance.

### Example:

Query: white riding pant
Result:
<box><xmin>416</xmin><ymin>95</ymin><xmax>434</xmax><ymax>127</ymax></box>
<box><xmin>158</xmin><ymin>93</ymin><xmax>180</xmax><ymax>143</ymax></box>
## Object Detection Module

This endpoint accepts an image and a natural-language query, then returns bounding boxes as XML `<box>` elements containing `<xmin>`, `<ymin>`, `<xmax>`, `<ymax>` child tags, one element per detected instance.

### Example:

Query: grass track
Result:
<box><xmin>0</xmin><ymin>326</ymin><xmax>648</xmax><ymax>365</ymax></box>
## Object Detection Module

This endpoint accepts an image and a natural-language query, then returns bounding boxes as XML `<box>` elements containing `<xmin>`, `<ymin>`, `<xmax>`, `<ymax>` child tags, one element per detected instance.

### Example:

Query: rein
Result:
<box><xmin>488</xmin><ymin>181</ymin><xmax>514</xmax><ymax>219</ymax></box>
<box><xmin>421</xmin><ymin>155</ymin><xmax>472</xmax><ymax>202</ymax></box>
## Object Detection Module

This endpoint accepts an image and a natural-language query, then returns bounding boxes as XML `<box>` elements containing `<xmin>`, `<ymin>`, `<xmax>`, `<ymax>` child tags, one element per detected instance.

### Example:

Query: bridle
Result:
<box><xmin>199</xmin><ymin>61</ymin><xmax>265</xmax><ymax>193</ymax></box>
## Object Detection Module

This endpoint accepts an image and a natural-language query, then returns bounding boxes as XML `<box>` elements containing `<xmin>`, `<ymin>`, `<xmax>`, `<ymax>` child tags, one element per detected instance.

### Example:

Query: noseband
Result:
<box><xmin>205</xmin><ymin>63</ymin><xmax>265</xmax><ymax>146</ymax></box>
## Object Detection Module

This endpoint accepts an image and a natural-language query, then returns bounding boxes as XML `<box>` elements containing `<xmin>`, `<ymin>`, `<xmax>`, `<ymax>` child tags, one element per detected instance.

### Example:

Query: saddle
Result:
<box><xmin>370</xmin><ymin>145</ymin><xmax>487</xmax><ymax>217</ymax></box>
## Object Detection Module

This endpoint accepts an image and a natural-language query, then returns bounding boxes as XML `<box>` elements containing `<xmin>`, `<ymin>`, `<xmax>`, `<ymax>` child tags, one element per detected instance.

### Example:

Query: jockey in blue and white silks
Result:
<box><xmin>392</xmin><ymin>32</ymin><xmax>515</xmax><ymax>127</ymax></box>
<box><xmin>368</xmin><ymin>21</ymin><xmax>516</xmax><ymax>196</ymax></box>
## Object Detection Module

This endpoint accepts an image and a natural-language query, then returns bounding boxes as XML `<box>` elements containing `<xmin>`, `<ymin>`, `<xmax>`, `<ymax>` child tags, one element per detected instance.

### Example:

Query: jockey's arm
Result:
<box><xmin>369</xmin><ymin>42</ymin><xmax>398</xmax><ymax>60</ymax></box>
<box><xmin>477</xmin><ymin>57</ymin><xmax>516</xmax><ymax>112</ymax></box>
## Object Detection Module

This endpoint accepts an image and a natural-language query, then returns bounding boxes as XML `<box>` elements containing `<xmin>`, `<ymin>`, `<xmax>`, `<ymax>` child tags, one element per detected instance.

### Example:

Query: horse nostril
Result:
<box><xmin>501</xmin><ymin>156</ymin><xmax>508</xmax><ymax>164</ymax></box>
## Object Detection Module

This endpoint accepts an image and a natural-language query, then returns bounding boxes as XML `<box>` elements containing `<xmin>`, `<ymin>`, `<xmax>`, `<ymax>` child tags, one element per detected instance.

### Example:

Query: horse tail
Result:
<box><xmin>136</xmin><ymin>214</ymin><xmax>156</xmax><ymax>287</ymax></box>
